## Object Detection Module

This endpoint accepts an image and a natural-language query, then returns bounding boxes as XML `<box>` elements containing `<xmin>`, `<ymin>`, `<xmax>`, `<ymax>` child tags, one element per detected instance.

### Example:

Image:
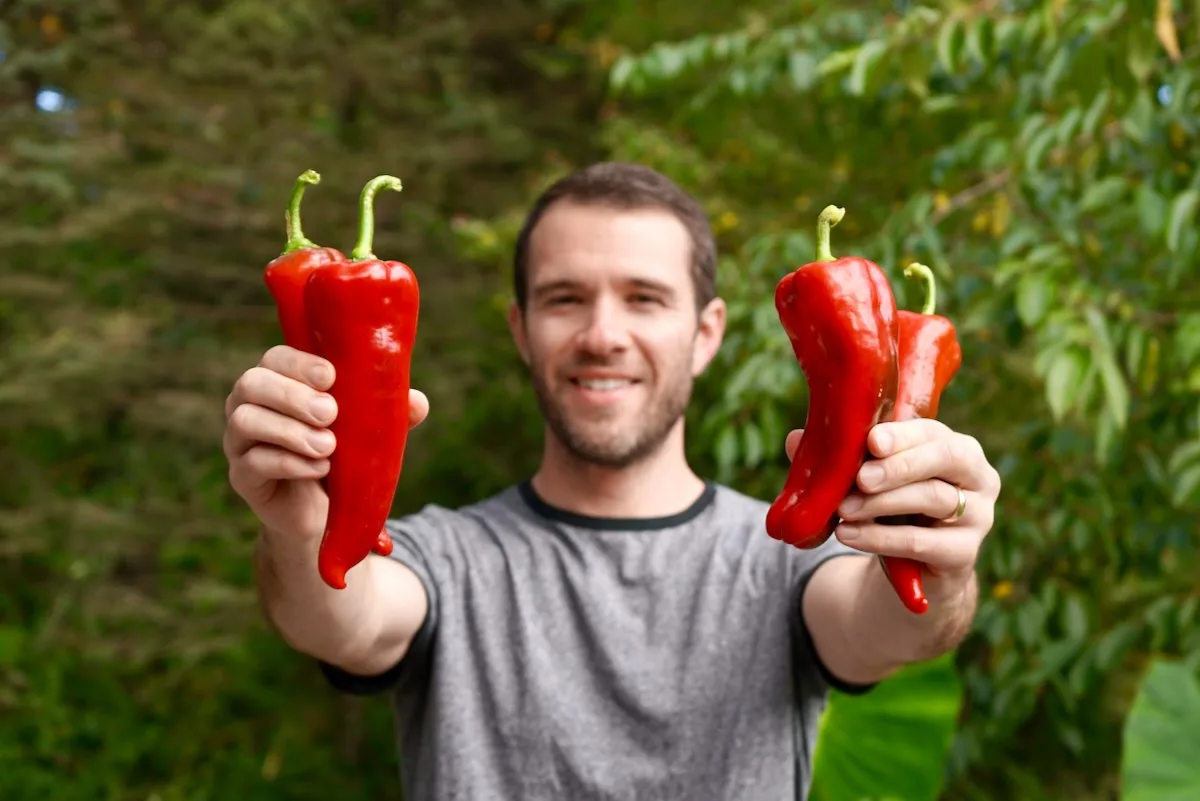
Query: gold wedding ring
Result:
<box><xmin>946</xmin><ymin>486</ymin><xmax>967</xmax><ymax>522</ymax></box>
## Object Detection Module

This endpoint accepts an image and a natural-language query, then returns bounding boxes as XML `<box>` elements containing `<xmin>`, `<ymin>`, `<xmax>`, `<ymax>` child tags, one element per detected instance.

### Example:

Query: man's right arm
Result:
<box><xmin>223</xmin><ymin>345</ymin><xmax>433</xmax><ymax>679</ymax></box>
<box><xmin>254</xmin><ymin>529</ymin><xmax>429</xmax><ymax>677</ymax></box>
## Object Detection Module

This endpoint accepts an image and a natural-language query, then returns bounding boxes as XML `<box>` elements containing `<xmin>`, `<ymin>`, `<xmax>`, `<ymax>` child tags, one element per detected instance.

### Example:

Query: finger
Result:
<box><xmin>229</xmin><ymin>366</ymin><xmax>338</xmax><ymax>428</ymax></box>
<box><xmin>856</xmin><ymin>434</ymin><xmax>991</xmax><ymax>494</ymax></box>
<box><xmin>409</xmin><ymin>389</ymin><xmax>430</xmax><ymax>429</ymax></box>
<box><xmin>838</xmin><ymin>479</ymin><xmax>971</xmax><ymax>523</ymax></box>
<box><xmin>230</xmin><ymin>445</ymin><xmax>329</xmax><ymax>491</ymax></box>
<box><xmin>834</xmin><ymin>520</ymin><xmax>981</xmax><ymax>571</ymax></box>
<box><xmin>224</xmin><ymin>403</ymin><xmax>337</xmax><ymax>461</ymax></box>
<box><xmin>867</xmin><ymin>418</ymin><xmax>952</xmax><ymax>458</ymax></box>
<box><xmin>784</xmin><ymin>429</ymin><xmax>804</xmax><ymax>462</ymax></box>
<box><xmin>260</xmin><ymin>345</ymin><xmax>336</xmax><ymax>390</ymax></box>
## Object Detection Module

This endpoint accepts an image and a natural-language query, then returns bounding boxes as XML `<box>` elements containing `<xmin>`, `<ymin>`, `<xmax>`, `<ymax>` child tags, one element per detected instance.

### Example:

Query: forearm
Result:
<box><xmin>254</xmin><ymin>526</ymin><xmax>417</xmax><ymax>674</ymax></box>
<box><xmin>804</xmin><ymin>555</ymin><xmax>977</xmax><ymax>685</ymax></box>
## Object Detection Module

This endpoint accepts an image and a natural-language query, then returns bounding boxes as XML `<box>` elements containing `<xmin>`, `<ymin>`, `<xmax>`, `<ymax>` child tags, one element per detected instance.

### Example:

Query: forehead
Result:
<box><xmin>526</xmin><ymin>201</ymin><xmax>693</xmax><ymax>292</ymax></box>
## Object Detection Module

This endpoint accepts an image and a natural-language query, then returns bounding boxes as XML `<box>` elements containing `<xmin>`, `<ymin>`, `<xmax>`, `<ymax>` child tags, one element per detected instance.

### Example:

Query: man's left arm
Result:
<box><xmin>797</xmin><ymin>419</ymin><xmax>1002</xmax><ymax>686</ymax></box>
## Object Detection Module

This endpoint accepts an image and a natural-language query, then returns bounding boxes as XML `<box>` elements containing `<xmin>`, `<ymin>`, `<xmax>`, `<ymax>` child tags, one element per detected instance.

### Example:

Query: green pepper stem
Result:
<box><xmin>815</xmin><ymin>204</ymin><xmax>846</xmax><ymax>262</ymax></box>
<box><xmin>350</xmin><ymin>175</ymin><xmax>404</xmax><ymax>261</ymax></box>
<box><xmin>282</xmin><ymin>169</ymin><xmax>322</xmax><ymax>254</ymax></box>
<box><xmin>904</xmin><ymin>262</ymin><xmax>937</xmax><ymax>315</ymax></box>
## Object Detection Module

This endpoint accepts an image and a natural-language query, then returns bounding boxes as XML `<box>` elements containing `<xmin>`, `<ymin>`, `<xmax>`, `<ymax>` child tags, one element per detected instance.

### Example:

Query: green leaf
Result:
<box><xmin>848</xmin><ymin>39</ymin><xmax>888</xmax><ymax>96</ymax></box>
<box><xmin>1080</xmin><ymin>176</ymin><xmax>1127</xmax><ymax>212</ymax></box>
<box><xmin>1045</xmin><ymin>347</ymin><xmax>1089</xmax><ymax>421</ymax></box>
<box><xmin>1167</xmin><ymin>189</ymin><xmax>1199</xmax><ymax>253</ymax></box>
<box><xmin>936</xmin><ymin>15</ymin><xmax>964</xmax><ymax>73</ymax></box>
<box><xmin>1167</xmin><ymin>440</ymin><xmax>1200</xmax><ymax>476</ymax></box>
<box><xmin>788</xmin><ymin>51</ymin><xmax>819</xmax><ymax>91</ymax></box>
<box><xmin>1015</xmin><ymin>273</ymin><xmax>1055</xmax><ymax>326</ymax></box>
<box><xmin>1136</xmin><ymin>183</ymin><xmax>1168</xmax><ymax>240</ymax></box>
<box><xmin>1120</xmin><ymin>659</ymin><xmax>1200</xmax><ymax>801</ymax></box>
<box><xmin>714</xmin><ymin>426</ymin><xmax>738</xmax><ymax>476</ymax></box>
<box><xmin>810</xmin><ymin>655</ymin><xmax>962</xmax><ymax>801</ymax></box>
<box><xmin>1171</xmin><ymin>465</ymin><xmax>1200</xmax><ymax>508</ymax></box>
<box><xmin>742</xmin><ymin>421</ymin><xmax>764</xmax><ymax>468</ymax></box>
<box><xmin>1085</xmin><ymin>308</ymin><xmax>1131</xmax><ymax>429</ymax></box>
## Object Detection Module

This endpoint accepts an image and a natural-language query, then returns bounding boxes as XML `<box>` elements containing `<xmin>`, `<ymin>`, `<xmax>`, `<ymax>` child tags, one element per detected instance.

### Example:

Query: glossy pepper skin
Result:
<box><xmin>262</xmin><ymin>171</ymin><xmax>394</xmax><ymax>559</ymax></box>
<box><xmin>765</xmin><ymin>206</ymin><xmax>899</xmax><ymax>548</ymax></box>
<box><xmin>308</xmin><ymin>175</ymin><xmax>419</xmax><ymax>590</ymax></box>
<box><xmin>877</xmin><ymin>262</ymin><xmax>963</xmax><ymax>614</ymax></box>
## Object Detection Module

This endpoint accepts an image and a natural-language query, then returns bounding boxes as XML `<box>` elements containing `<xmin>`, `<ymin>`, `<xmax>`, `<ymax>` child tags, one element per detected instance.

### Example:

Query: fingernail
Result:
<box><xmin>837</xmin><ymin>523</ymin><xmax>861</xmax><ymax>541</ymax></box>
<box><xmin>874</xmin><ymin>430</ymin><xmax>893</xmax><ymax>455</ymax></box>
<box><xmin>308</xmin><ymin>430</ymin><xmax>335</xmax><ymax>454</ymax></box>
<box><xmin>310</xmin><ymin>395</ymin><xmax>335</xmax><ymax>421</ymax></box>
<box><xmin>859</xmin><ymin>463</ymin><xmax>884</xmax><ymax>489</ymax></box>
<box><xmin>839</xmin><ymin>496</ymin><xmax>863</xmax><ymax>517</ymax></box>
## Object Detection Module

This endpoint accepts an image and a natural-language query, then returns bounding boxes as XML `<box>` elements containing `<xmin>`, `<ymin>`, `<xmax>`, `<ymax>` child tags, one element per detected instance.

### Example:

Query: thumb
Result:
<box><xmin>785</xmin><ymin>428</ymin><xmax>804</xmax><ymax>462</ymax></box>
<box><xmin>409</xmin><ymin>389</ymin><xmax>430</xmax><ymax>429</ymax></box>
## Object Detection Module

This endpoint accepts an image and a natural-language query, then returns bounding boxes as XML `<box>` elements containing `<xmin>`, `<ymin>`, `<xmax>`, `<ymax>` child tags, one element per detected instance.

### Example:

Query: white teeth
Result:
<box><xmin>576</xmin><ymin>379</ymin><xmax>633</xmax><ymax>391</ymax></box>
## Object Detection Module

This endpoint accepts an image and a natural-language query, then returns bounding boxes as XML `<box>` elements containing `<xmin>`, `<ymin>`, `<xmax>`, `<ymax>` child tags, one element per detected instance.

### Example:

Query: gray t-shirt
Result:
<box><xmin>320</xmin><ymin>480</ymin><xmax>873</xmax><ymax>801</ymax></box>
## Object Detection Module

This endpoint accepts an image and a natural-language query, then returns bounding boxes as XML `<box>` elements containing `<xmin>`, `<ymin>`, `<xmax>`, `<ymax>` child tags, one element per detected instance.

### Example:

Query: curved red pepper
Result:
<box><xmin>262</xmin><ymin>170</ymin><xmax>393</xmax><ymax>560</ymax></box>
<box><xmin>877</xmin><ymin>263</ymin><xmax>963</xmax><ymax>614</ymax></box>
<box><xmin>766</xmin><ymin>206</ymin><xmax>899</xmax><ymax>549</ymax></box>
<box><xmin>308</xmin><ymin>175</ymin><xmax>419</xmax><ymax>590</ymax></box>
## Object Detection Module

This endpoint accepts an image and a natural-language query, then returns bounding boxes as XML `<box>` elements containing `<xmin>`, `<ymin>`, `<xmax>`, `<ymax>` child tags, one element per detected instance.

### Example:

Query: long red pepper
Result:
<box><xmin>877</xmin><ymin>262</ymin><xmax>963</xmax><ymax>614</ymax></box>
<box><xmin>308</xmin><ymin>175</ymin><xmax>420</xmax><ymax>590</ymax></box>
<box><xmin>262</xmin><ymin>170</ymin><xmax>393</xmax><ymax>559</ymax></box>
<box><xmin>766</xmin><ymin>206</ymin><xmax>899</xmax><ymax>549</ymax></box>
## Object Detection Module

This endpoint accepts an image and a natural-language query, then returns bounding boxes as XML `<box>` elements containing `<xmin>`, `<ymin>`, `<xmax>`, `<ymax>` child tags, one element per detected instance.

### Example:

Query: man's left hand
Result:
<box><xmin>787</xmin><ymin>419</ymin><xmax>1001</xmax><ymax>601</ymax></box>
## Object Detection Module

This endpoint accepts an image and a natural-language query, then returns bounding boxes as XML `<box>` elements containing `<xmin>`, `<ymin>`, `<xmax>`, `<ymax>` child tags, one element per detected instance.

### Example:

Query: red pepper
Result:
<box><xmin>262</xmin><ymin>170</ymin><xmax>394</xmax><ymax>559</ymax></box>
<box><xmin>308</xmin><ymin>175</ymin><xmax>419</xmax><ymax>590</ymax></box>
<box><xmin>766</xmin><ymin>206</ymin><xmax>899</xmax><ymax>549</ymax></box>
<box><xmin>877</xmin><ymin>262</ymin><xmax>963</xmax><ymax>614</ymax></box>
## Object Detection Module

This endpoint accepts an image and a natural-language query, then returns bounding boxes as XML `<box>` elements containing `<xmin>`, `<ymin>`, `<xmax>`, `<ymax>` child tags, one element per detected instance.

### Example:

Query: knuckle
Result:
<box><xmin>261</xmin><ymin>344</ymin><xmax>292</xmax><ymax>369</ymax></box>
<box><xmin>227</xmin><ymin>402</ymin><xmax>256</xmax><ymax>435</ymax></box>
<box><xmin>927</xmin><ymin>480</ymin><xmax>949</xmax><ymax>510</ymax></box>
<box><xmin>904</xmin><ymin>529</ymin><xmax>933</xmax><ymax>561</ymax></box>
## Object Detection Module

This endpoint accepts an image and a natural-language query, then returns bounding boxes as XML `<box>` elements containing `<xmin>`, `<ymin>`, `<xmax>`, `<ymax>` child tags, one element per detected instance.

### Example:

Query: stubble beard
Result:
<box><xmin>529</xmin><ymin>361</ymin><xmax>694</xmax><ymax>470</ymax></box>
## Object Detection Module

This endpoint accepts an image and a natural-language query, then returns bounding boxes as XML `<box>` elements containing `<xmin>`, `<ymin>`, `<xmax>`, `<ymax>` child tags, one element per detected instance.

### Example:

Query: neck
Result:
<box><xmin>530</xmin><ymin>423</ymin><xmax>706</xmax><ymax>519</ymax></box>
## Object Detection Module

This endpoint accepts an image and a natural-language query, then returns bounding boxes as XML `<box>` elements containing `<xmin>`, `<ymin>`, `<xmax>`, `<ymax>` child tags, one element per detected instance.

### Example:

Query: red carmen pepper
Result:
<box><xmin>262</xmin><ymin>170</ymin><xmax>394</xmax><ymax>560</ymax></box>
<box><xmin>877</xmin><ymin>262</ymin><xmax>963</xmax><ymax>614</ymax></box>
<box><xmin>766</xmin><ymin>206</ymin><xmax>899</xmax><ymax>548</ymax></box>
<box><xmin>308</xmin><ymin>175</ymin><xmax>420</xmax><ymax>590</ymax></box>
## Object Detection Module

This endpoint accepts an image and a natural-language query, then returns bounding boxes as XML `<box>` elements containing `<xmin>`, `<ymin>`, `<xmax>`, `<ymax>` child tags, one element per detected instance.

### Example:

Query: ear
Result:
<box><xmin>691</xmin><ymin>297</ymin><xmax>727</xmax><ymax>377</ymax></box>
<box><xmin>507</xmin><ymin>300</ymin><xmax>531</xmax><ymax>365</ymax></box>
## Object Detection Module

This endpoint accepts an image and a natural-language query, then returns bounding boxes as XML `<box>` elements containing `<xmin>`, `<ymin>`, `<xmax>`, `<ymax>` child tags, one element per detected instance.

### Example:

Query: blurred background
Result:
<box><xmin>2</xmin><ymin>0</ymin><xmax>1198</xmax><ymax>799</ymax></box>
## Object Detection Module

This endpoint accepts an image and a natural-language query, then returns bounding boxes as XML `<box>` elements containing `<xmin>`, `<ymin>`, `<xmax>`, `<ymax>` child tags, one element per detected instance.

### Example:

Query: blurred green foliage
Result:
<box><xmin>2</xmin><ymin>0</ymin><xmax>1198</xmax><ymax>799</ymax></box>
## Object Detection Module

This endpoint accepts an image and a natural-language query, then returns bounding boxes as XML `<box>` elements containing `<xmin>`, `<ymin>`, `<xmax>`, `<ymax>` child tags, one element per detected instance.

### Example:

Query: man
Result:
<box><xmin>224</xmin><ymin>162</ymin><xmax>1001</xmax><ymax>800</ymax></box>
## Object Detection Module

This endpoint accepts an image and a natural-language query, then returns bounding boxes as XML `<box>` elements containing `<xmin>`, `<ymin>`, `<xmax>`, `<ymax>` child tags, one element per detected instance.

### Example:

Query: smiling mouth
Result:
<box><xmin>569</xmin><ymin>378</ymin><xmax>638</xmax><ymax>391</ymax></box>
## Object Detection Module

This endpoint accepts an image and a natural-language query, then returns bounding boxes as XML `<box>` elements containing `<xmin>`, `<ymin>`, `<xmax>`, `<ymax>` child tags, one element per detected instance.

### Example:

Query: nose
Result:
<box><xmin>576</xmin><ymin>296</ymin><xmax>631</xmax><ymax>356</ymax></box>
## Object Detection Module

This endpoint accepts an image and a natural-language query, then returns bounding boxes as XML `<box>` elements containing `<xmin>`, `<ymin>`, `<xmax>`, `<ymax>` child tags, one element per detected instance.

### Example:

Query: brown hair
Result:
<box><xmin>511</xmin><ymin>162</ymin><xmax>717</xmax><ymax>311</ymax></box>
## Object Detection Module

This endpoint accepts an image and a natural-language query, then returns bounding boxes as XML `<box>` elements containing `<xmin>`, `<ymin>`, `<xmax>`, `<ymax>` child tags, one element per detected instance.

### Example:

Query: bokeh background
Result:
<box><xmin>2</xmin><ymin>1</ymin><xmax>1198</xmax><ymax>799</ymax></box>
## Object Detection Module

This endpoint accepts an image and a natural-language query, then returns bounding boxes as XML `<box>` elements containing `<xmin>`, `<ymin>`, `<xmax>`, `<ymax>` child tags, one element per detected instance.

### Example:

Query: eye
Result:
<box><xmin>631</xmin><ymin>293</ymin><xmax>662</xmax><ymax>305</ymax></box>
<box><xmin>546</xmin><ymin>295</ymin><xmax>579</xmax><ymax>306</ymax></box>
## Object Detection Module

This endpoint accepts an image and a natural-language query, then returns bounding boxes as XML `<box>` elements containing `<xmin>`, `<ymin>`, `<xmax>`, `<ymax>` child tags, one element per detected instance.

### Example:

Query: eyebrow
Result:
<box><xmin>530</xmin><ymin>277</ymin><xmax>678</xmax><ymax>299</ymax></box>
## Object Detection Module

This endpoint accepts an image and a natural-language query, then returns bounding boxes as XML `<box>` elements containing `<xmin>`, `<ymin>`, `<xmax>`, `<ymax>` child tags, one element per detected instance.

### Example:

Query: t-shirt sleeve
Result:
<box><xmin>317</xmin><ymin>507</ymin><xmax>447</xmax><ymax>696</ymax></box>
<box><xmin>787</xmin><ymin>536</ymin><xmax>878</xmax><ymax>697</ymax></box>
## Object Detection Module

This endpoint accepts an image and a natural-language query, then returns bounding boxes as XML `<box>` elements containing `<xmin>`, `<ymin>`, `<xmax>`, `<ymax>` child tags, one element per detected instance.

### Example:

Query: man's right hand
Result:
<box><xmin>223</xmin><ymin>345</ymin><xmax>430</xmax><ymax>543</ymax></box>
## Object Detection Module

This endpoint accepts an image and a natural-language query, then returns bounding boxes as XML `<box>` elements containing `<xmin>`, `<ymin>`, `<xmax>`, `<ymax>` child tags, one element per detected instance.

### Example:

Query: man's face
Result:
<box><xmin>508</xmin><ymin>201</ymin><xmax>725</xmax><ymax>469</ymax></box>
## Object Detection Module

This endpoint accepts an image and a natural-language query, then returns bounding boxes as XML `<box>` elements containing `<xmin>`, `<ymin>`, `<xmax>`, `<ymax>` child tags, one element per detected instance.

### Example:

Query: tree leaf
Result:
<box><xmin>1166</xmin><ymin>189</ymin><xmax>1199</xmax><ymax>253</ymax></box>
<box><xmin>1045</xmin><ymin>347</ymin><xmax>1089</xmax><ymax>421</ymax></box>
<box><xmin>1080</xmin><ymin>176</ymin><xmax>1128</xmax><ymax>212</ymax></box>
<box><xmin>1120</xmin><ymin>659</ymin><xmax>1200</xmax><ymax>801</ymax></box>
<box><xmin>848</xmin><ymin>39</ymin><xmax>888</xmax><ymax>96</ymax></box>
<box><xmin>1015</xmin><ymin>273</ymin><xmax>1055</xmax><ymax>326</ymax></box>
<box><xmin>810</xmin><ymin>655</ymin><xmax>962</xmax><ymax>801</ymax></box>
